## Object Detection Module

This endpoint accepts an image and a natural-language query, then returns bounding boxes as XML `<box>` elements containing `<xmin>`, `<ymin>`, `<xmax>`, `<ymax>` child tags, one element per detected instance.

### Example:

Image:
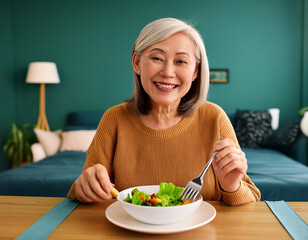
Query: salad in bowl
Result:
<box><xmin>117</xmin><ymin>182</ymin><xmax>202</xmax><ymax>224</ymax></box>
<box><xmin>124</xmin><ymin>182</ymin><xmax>191</xmax><ymax>206</ymax></box>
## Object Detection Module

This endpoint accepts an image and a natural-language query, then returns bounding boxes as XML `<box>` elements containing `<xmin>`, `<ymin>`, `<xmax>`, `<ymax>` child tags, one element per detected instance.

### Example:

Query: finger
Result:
<box><xmin>76</xmin><ymin>180</ymin><xmax>94</xmax><ymax>203</ymax></box>
<box><xmin>79</xmin><ymin>169</ymin><xmax>108</xmax><ymax>202</ymax></box>
<box><xmin>223</xmin><ymin>152</ymin><xmax>247</xmax><ymax>174</ymax></box>
<box><xmin>79</xmin><ymin>168</ymin><xmax>107</xmax><ymax>202</ymax></box>
<box><xmin>214</xmin><ymin>152</ymin><xmax>246</xmax><ymax>173</ymax></box>
<box><xmin>95</xmin><ymin>166</ymin><xmax>113</xmax><ymax>199</ymax></box>
<box><xmin>220</xmin><ymin>159</ymin><xmax>247</xmax><ymax>176</ymax></box>
<box><xmin>88</xmin><ymin>177</ymin><xmax>112</xmax><ymax>201</ymax></box>
<box><xmin>214</xmin><ymin>147</ymin><xmax>242</xmax><ymax>164</ymax></box>
<box><xmin>214</xmin><ymin>152</ymin><xmax>235</xmax><ymax>171</ymax></box>
<box><xmin>213</xmin><ymin>138</ymin><xmax>235</xmax><ymax>152</ymax></box>
<box><xmin>81</xmin><ymin>177</ymin><xmax>108</xmax><ymax>202</ymax></box>
<box><xmin>79</xmin><ymin>184</ymin><xmax>96</xmax><ymax>202</ymax></box>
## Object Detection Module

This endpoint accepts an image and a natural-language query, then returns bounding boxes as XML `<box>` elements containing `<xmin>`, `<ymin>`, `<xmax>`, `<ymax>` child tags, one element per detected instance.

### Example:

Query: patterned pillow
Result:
<box><xmin>235</xmin><ymin>110</ymin><xmax>273</xmax><ymax>148</ymax></box>
<box><xmin>262</xmin><ymin>122</ymin><xmax>301</xmax><ymax>154</ymax></box>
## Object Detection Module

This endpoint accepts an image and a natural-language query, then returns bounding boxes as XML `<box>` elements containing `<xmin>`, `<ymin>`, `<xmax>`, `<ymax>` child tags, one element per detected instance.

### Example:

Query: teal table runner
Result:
<box><xmin>265</xmin><ymin>201</ymin><xmax>308</xmax><ymax>240</ymax></box>
<box><xmin>16</xmin><ymin>198</ymin><xmax>79</xmax><ymax>240</ymax></box>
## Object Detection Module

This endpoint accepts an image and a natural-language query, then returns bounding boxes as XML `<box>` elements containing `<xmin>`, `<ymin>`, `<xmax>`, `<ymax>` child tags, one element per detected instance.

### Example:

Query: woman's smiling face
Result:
<box><xmin>132</xmin><ymin>33</ymin><xmax>199</xmax><ymax>110</ymax></box>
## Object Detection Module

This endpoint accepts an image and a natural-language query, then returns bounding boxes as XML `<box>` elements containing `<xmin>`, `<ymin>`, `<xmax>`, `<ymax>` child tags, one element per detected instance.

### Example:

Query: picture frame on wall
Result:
<box><xmin>209</xmin><ymin>69</ymin><xmax>229</xmax><ymax>83</ymax></box>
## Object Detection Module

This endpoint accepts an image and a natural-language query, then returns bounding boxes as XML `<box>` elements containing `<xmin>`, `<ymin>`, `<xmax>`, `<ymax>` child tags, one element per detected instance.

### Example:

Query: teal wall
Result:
<box><xmin>304</xmin><ymin>0</ymin><xmax>308</xmax><ymax>107</ymax></box>
<box><xmin>1</xmin><ymin>0</ymin><xmax>307</xmax><ymax>171</ymax></box>
<box><xmin>0</xmin><ymin>0</ymin><xmax>16</xmax><ymax>170</ymax></box>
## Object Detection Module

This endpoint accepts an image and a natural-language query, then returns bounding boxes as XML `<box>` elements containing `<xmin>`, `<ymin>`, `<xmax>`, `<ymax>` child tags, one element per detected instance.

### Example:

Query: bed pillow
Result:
<box><xmin>33</xmin><ymin>128</ymin><xmax>62</xmax><ymax>156</ymax></box>
<box><xmin>59</xmin><ymin>130</ymin><xmax>96</xmax><ymax>152</ymax></box>
<box><xmin>235</xmin><ymin>110</ymin><xmax>273</xmax><ymax>148</ymax></box>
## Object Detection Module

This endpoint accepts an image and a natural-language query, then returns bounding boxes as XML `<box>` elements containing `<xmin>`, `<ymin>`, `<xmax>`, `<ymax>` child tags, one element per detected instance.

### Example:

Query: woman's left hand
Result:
<box><xmin>212</xmin><ymin>138</ymin><xmax>247</xmax><ymax>192</ymax></box>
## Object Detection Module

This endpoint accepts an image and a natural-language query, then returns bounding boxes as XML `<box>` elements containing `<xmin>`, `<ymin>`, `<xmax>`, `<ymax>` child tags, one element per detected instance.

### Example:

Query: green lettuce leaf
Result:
<box><xmin>131</xmin><ymin>191</ymin><xmax>143</xmax><ymax>205</ymax></box>
<box><xmin>129</xmin><ymin>188</ymin><xmax>150</xmax><ymax>205</ymax></box>
<box><xmin>123</xmin><ymin>193</ymin><xmax>132</xmax><ymax>203</ymax></box>
<box><xmin>156</xmin><ymin>182</ymin><xmax>183</xmax><ymax>206</ymax></box>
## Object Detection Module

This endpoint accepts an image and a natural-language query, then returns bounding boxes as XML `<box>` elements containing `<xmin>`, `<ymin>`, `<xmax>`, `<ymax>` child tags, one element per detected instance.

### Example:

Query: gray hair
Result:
<box><xmin>128</xmin><ymin>18</ymin><xmax>209</xmax><ymax>116</ymax></box>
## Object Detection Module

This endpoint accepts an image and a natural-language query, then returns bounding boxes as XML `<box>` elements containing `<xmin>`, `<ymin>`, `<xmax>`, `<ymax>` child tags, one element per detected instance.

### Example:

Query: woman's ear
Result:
<box><xmin>193</xmin><ymin>63</ymin><xmax>199</xmax><ymax>81</ymax></box>
<box><xmin>132</xmin><ymin>52</ymin><xmax>141</xmax><ymax>75</ymax></box>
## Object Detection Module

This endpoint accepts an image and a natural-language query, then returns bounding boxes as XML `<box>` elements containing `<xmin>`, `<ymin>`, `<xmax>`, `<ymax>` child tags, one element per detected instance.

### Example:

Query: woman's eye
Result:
<box><xmin>152</xmin><ymin>57</ymin><xmax>162</xmax><ymax>61</ymax></box>
<box><xmin>176</xmin><ymin>60</ymin><xmax>187</xmax><ymax>64</ymax></box>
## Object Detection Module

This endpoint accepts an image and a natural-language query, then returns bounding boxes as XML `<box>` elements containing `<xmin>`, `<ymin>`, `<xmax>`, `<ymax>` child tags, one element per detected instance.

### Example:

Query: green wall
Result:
<box><xmin>1</xmin><ymin>0</ymin><xmax>307</xmax><ymax>171</ymax></box>
<box><xmin>304</xmin><ymin>0</ymin><xmax>308</xmax><ymax>107</ymax></box>
<box><xmin>0</xmin><ymin>0</ymin><xmax>16</xmax><ymax>170</ymax></box>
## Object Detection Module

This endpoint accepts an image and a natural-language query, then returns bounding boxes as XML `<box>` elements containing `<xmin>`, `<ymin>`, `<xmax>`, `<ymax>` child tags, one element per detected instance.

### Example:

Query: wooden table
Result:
<box><xmin>0</xmin><ymin>196</ymin><xmax>307</xmax><ymax>240</ymax></box>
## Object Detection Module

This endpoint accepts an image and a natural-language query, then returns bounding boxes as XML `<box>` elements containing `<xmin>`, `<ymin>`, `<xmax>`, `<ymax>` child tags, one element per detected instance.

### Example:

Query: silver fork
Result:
<box><xmin>180</xmin><ymin>151</ymin><xmax>218</xmax><ymax>202</ymax></box>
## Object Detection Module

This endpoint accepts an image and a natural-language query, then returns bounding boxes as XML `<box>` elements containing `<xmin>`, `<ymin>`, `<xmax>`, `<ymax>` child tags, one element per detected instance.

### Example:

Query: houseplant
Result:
<box><xmin>2</xmin><ymin>123</ymin><xmax>37</xmax><ymax>167</ymax></box>
<box><xmin>299</xmin><ymin>106</ymin><xmax>308</xmax><ymax>117</ymax></box>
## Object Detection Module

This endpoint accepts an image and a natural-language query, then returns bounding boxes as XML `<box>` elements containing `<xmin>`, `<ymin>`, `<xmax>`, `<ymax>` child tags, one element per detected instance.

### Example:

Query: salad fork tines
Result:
<box><xmin>180</xmin><ymin>151</ymin><xmax>218</xmax><ymax>202</ymax></box>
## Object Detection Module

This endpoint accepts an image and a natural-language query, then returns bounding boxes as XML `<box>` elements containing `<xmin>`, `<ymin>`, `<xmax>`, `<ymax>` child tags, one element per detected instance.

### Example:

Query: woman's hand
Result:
<box><xmin>75</xmin><ymin>164</ymin><xmax>113</xmax><ymax>203</ymax></box>
<box><xmin>212</xmin><ymin>138</ymin><xmax>247</xmax><ymax>192</ymax></box>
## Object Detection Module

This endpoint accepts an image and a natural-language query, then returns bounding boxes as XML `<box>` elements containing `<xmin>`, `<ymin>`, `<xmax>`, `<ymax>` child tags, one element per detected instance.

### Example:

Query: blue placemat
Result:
<box><xmin>16</xmin><ymin>198</ymin><xmax>79</xmax><ymax>240</ymax></box>
<box><xmin>265</xmin><ymin>200</ymin><xmax>308</xmax><ymax>240</ymax></box>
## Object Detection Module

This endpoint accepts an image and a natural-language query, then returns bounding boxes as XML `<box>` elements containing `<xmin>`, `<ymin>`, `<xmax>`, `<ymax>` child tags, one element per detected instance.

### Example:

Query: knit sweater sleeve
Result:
<box><xmin>67</xmin><ymin>107</ymin><xmax>118</xmax><ymax>201</ymax></box>
<box><xmin>216</xmin><ymin>109</ymin><xmax>261</xmax><ymax>205</ymax></box>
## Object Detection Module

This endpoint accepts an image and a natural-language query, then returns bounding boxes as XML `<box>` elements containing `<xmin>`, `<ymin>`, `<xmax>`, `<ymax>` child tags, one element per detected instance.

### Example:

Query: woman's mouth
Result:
<box><xmin>154</xmin><ymin>82</ymin><xmax>178</xmax><ymax>90</ymax></box>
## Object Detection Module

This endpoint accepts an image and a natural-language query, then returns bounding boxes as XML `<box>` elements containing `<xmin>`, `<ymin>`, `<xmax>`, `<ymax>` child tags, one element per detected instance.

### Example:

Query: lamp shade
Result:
<box><xmin>26</xmin><ymin>62</ymin><xmax>60</xmax><ymax>84</ymax></box>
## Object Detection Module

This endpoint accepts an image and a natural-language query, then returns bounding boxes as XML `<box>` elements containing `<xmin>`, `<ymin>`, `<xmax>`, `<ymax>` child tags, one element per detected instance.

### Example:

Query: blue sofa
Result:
<box><xmin>0</xmin><ymin>111</ymin><xmax>307</xmax><ymax>201</ymax></box>
<box><xmin>228</xmin><ymin>112</ymin><xmax>308</xmax><ymax>201</ymax></box>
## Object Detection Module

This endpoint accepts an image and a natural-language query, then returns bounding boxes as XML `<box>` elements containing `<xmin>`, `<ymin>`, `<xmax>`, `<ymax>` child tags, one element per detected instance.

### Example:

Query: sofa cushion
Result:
<box><xmin>261</xmin><ymin>121</ymin><xmax>301</xmax><ymax>154</ymax></box>
<box><xmin>244</xmin><ymin>147</ymin><xmax>308</xmax><ymax>201</ymax></box>
<box><xmin>235</xmin><ymin>110</ymin><xmax>273</xmax><ymax>148</ymax></box>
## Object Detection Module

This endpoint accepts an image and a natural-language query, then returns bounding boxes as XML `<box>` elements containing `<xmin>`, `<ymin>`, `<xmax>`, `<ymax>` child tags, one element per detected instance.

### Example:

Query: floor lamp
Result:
<box><xmin>26</xmin><ymin>62</ymin><xmax>60</xmax><ymax>131</ymax></box>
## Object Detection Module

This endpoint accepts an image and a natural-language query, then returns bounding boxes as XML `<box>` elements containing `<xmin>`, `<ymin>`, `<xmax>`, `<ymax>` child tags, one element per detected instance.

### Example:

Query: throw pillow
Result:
<box><xmin>268</xmin><ymin>108</ymin><xmax>280</xmax><ymax>130</ymax></box>
<box><xmin>33</xmin><ymin>128</ymin><xmax>62</xmax><ymax>156</ymax></box>
<box><xmin>262</xmin><ymin>121</ymin><xmax>301</xmax><ymax>154</ymax></box>
<box><xmin>235</xmin><ymin>110</ymin><xmax>273</xmax><ymax>148</ymax></box>
<box><xmin>31</xmin><ymin>143</ymin><xmax>46</xmax><ymax>162</ymax></box>
<box><xmin>59</xmin><ymin>130</ymin><xmax>96</xmax><ymax>152</ymax></box>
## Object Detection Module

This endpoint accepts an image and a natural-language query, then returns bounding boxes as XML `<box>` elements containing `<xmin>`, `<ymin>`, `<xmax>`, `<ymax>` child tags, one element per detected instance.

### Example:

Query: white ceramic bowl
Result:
<box><xmin>117</xmin><ymin>185</ymin><xmax>203</xmax><ymax>225</ymax></box>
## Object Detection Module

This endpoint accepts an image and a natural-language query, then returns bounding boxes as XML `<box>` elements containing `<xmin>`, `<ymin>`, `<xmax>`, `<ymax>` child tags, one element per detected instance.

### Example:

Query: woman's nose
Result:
<box><xmin>160</xmin><ymin>61</ymin><xmax>176</xmax><ymax>78</ymax></box>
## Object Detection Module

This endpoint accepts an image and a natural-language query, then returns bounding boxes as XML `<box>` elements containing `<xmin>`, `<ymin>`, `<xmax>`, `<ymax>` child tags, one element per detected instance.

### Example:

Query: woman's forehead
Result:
<box><xmin>144</xmin><ymin>33</ymin><xmax>196</xmax><ymax>55</ymax></box>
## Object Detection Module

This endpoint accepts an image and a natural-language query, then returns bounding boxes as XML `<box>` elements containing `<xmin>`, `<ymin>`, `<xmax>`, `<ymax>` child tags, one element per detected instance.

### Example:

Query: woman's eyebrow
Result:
<box><xmin>149</xmin><ymin>48</ymin><xmax>190</xmax><ymax>56</ymax></box>
<box><xmin>149</xmin><ymin>48</ymin><xmax>165</xmax><ymax>53</ymax></box>
<box><xmin>176</xmin><ymin>52</ymin><xmax>190</xmax><ymax>57</ymax></box>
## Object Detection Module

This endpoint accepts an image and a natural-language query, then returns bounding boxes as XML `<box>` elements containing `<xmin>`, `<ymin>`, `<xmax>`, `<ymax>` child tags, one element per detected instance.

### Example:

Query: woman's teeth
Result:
<box><xmin>155</xmin><ymin>82</ymin><xmax>177</xmax><ymax>89</ymax></box>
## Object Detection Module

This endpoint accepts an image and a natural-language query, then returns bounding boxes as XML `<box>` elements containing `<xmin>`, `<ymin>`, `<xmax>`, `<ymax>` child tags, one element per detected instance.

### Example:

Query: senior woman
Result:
<box><xmin>68</xmin><ymin>18</ymin><xmax>260</xmax><ymax>205</ymax></box>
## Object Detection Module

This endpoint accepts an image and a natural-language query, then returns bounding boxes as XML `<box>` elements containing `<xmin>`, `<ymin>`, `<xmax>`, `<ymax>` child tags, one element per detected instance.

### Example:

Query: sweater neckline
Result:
<box><xmin>125</xmin><ymin>102</ymin><xmax>195</xmax><ymax>138</ymax></box>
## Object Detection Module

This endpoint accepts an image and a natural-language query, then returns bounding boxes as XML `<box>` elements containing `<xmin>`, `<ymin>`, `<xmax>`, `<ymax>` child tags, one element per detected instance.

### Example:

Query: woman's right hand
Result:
<box><xmin>75</xmin><ymin>164</ymin><xmax>113</xmax><ymax>203</ymax></box>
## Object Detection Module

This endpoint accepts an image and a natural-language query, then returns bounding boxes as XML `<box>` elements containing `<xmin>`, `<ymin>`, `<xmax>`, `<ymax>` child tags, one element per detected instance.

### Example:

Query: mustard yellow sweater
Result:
<box><xmin>67</xmin><ymin>102</ymin><xmax>261</xmax><ymax>205</ymax></box>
